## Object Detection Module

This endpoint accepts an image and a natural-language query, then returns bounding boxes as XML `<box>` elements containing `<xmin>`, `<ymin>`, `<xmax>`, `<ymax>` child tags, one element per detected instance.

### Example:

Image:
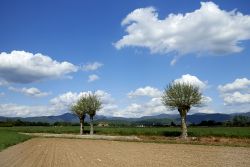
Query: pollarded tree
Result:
<box><xmin>162</xmin><ymin>82</ymin><xmax>202</xmax><ymax>139</ymax></box>
<box><xmin>86</xmin><ymin>93</ymin><xmax>102</xmax><ymax>135</ymax></box>
<box><xmin>70</xmin><ymin>97</ymin><xmax>88</xmax><ymax>135</ymax></box>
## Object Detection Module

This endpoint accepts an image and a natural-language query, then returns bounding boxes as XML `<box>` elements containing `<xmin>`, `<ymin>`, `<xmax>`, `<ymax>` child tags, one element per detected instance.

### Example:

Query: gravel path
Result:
<box><xmin>0</xmin><ymin>138</ymin><xmax>250</xmax><ymax>167</ymax></box>
<box><xmin>20</xmin><ymin>133</ymin><xmax>141</xmax><ymax>141</ymax></box>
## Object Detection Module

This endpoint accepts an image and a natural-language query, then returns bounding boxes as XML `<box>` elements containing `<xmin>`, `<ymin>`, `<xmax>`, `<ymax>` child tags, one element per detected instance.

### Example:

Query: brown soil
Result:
<box><xmin>0</xmin><ymin>138</ymin><xmax>250</xmax><ymax>167</ymax></box>
<box><xmin>140</xmin><ymin>136</ymin><xmax>250</xmax><ymax>147</ymax></box>
<box><xmin>21</xmin><ymin>133</ymin><xmax>250</xmax><ymax>147</ymax></box>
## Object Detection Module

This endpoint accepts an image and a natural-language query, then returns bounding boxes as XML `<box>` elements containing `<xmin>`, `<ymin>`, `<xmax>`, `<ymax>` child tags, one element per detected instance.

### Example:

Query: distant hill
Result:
<box><xmin>231</xmin><ymin>112</ymin><xmax>250</xmax><ymax>117</ymax></box>
<box><xmin>1</xmin><ymin>112</ymin><xmax>249</xmax><ymax>125</ymax></box>
<box><xmin>185</xmin><ymin>113</ymin><xmax>232</xmax><ymax>124</ymax></box>
<box><xmin>0</xmin><ymin>113</ymin><xmax>108</xmax><ymax>123</ymax></box>
<box><xmin>139</xmin><ymin>114</ymin><xmax>179</xmax><ymax>120</ymax></box>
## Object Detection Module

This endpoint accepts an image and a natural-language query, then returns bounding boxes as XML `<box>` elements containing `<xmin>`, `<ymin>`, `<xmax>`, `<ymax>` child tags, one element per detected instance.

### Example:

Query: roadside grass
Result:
<box><xmin>0</xmin><ymin>129</ymin><xmax>31</xmax><ymax>151</ymax></box>
<box><xmin>1</xmin><ymin>126</ymin><xmax>250</xmax><ymax>138</ymax></box>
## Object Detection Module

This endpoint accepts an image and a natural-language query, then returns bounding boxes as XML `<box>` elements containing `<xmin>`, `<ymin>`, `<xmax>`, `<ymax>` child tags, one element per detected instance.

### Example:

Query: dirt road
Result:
<box><xmin>0</xmin><ymin>138</ymin><xmax>249</xmax><ymax>167</ymax></box>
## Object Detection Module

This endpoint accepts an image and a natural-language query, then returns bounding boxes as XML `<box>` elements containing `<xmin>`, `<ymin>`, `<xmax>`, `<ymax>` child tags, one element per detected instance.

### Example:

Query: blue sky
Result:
<box><xmin>0</xmin><ymin>0</ymin><xmax>250</xmax><ymax>117</ymax></box>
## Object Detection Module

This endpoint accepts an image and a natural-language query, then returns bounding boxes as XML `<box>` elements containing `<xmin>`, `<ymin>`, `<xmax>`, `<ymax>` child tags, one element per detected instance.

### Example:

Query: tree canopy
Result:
<box><xmin>86</xmin><ymin>94</ymin><xmax>102</xmax><ymax>117</ymax></box>
<box><xmin>162</xmin><ymin>82</ymin><xmax>202</xmax><ymax>112</ymax></box>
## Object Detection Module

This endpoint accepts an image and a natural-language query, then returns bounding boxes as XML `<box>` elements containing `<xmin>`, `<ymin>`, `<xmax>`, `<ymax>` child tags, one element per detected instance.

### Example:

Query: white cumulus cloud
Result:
<box><xmin>0</xmin><ymin>90</ymin><xmax>117</xmax><ymax>117</ymax></box>
<box><xmin>128</xmin><ymin>86</ymin><xmax>162</xmax><ymax>98</ymax></box>
<box><xmin>50</xmin><ymin>91</ymin><xmax>90</xmax><ymax>111</ymax></box>
<box><xmin>0</xmin><ymin>104</ymin><xmax>54</xmax><ymax>117</ymax></box>
<box><xmin>223</xmin><ymin>91</ymin><xmax>250</xmax><ymax>104</ymax></box>
<box><xmin>0</xmin><ymin>50</ymin><xmax>78</xmax><ymax>83</ymax></box>
<box><xmin>218</xmin><ymin>78</ymin><xmax>250</xmax><ymax>105</ymax></box>
<box><xmin>115</xmin><ymin>97</ymin><xmax>167</xmax><ymax>118</ymax></box>
<box><xmin>174</xmin><ymin>74</ymin><xmax>207</xmax><ymax>89</ymax></box>
<box><xmin>9</xmin><ymin>86</ymin><xmax>50</xmax><ymax>97</ymax></box>
<box><xmin>122</xmin><ymin>82</ymin><xmax>211</xmax><ymax>117</ymax></box>
<box><xmin>0</xmin><ymin>86</ymin><xmax>215</xmax><ymax>117</ymax></box>
<box><xmin>115</xmin><ymin>2</ymin><xmax>250</xmax><ymax>64</ymax></box>
<box><xmin>201</xmin><ymin>96</ymin><xmax>213</xmax><ymax>104</ymax></box>
<box><xmin>88</xmin><ymin>74</ymin><xmax>100</xmax><ymax>82</ymax></box>
<box><xmin>218</xmin><ymin>78</ymin><xmax>250</xmax><ymax>93</ymax></box>
<box><xmin>82</xmin><ymin>62</ymin><xmax>103</xmax><ymax>71</ymax></box>
<box><xmin>50</xmin><ymin>90</ymin><xmax>116</xmax><ymax>116</ymax></box>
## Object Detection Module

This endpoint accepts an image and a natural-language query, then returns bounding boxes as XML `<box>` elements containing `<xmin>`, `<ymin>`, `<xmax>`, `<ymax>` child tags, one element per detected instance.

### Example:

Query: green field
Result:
<box><xmin>0</xmin><ymin>130</ymin><xmax>31</xmax><ymax>151</ymax></box>
<box><xmin>1</xmin><ymin>126</ymin><xmax>250</xmax><ymax>138</ymax></box>
<box><xmin>1</xmin><ymin>126</ymin><xmax>250</xmax><ymax>151</ymax></box>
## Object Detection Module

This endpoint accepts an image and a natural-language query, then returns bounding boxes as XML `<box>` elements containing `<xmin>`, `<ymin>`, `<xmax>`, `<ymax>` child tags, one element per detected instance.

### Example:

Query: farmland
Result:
<box><xmin>1</xmin><ymin>126</ymin><xmax>250</xmax><ymax>138</ymax></box>
<box><xmin>1</xmin><ymin>138</ymin><xmax>250</xmax><ymax>167</ymax></box>
<box><xmin>1</xmin><ymin>126</ymin><xmax>250</xmax><ymax>166</ymax></box>
<box><xmin>1</xmin><ymin>126</ymin><xmax>250</xmax><ymax>152</ymax></box>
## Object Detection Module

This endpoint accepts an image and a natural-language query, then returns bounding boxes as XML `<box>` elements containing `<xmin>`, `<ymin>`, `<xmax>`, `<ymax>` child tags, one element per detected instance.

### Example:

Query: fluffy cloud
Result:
<box><xmin>86</xmin><ymin>90</ymin><xmax>118</xmax><ymax>116</ymax></box>
<box><xmin>116</xmin><ymin>95</ymin><xmax>213</xmax><ymax>117</ymax></box>
<box><xmin>128</xmin><ymin>86</ymin><xmax>162</xmax><ymax>98</ymax></box>
<box><xmin>0</xmin><ymin>104</ymin><xmax>53</xmax><ymax>117</ymax></box>
<box><xmin>201</xmin><ymin>96</ymin><xmax>213</xmax><ymax>104</ymax></box>
<box><xmin>88</xmin><ymin>74</ymin><xmax>100</xmax><ymax>82</ymax></box>
<box><xmin>0</xmin><ymin>90</ymin><xmax>117</xmax><ymax>117</ymax></box>
<box><xmin>115</xmin><ymin>97</ymin><xmax>167</xmax><ymax>117</ymax></box>
<box><xmin>0</xmin><ymin>50</ymin><xmax>78</xmax><ymax>83</ymax></box>
<box><xmin>174</xmin><ymin>74</ymin><xmax>207</xmax><ymax>89</ymax></box>
<box><xmin>49</xmin><ymin>90</ymin><xmax>166</xmax><ymax>118</ymax></box>
<box><xmin>50</xmin><ymin>90</ymin><xmax>114</xmax><ymax>107</ymax></box>
<box><xmin>218</xmin><ymin>78</ymin><xmax>250</xmax><ymax>93</ymax></box>
<box><xmin>115</xmin><ymin>2</ymin><xmax>250</xmax><ymax>64</ymax></box>
<box><xmin>8</xmin><ymin>86</ymin><xmax>50</xmax><ymax>97</ymax></box>
<box><xmin>0</xmin><ymin>86</ymin><xmax>215</xmax><ymax>117</ymax></box>
<box><xmin>218</xmin><ymin>78</ymin><xmax>250</xmax><ymax>105</ymax></box>
<box><xmin>50</xmin><ymin>91</ymin><xmax>90</xmax><ymax>111</ymax></box>
<box><xmin>174</xmin><ymin>74</ymin><xmax>211</xmax><ymax>106</ymax></box>
<box><xmin>223</xmin><ymin>92</ymin><xmax>250</xmax><ymax>104</ymax></box>
<box><xmin>50</xmin><ymin>90</ymin><xmax>116</xmax><ymax>116</ymax></box>
<box><xmin>82</xmin><ymin>62</ymin><xmax>103</xmax><ymax>71</ymax></box>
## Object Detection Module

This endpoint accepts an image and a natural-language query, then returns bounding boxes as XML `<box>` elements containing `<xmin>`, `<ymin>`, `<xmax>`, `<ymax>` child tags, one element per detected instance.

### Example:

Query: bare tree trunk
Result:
<box><xmin>180</xmin><ymin>114</ymin><xmax>188</xmax><ymax>139</ymax></box>
<box><xmin>80</xmin><ymin>118</ymin><xmax>84</xmax><ymax>135</ymax></box>
<box><xmin>90</xmin><ymin>116</ymin><xmax>94</xmax><ymax>135</ymax></box>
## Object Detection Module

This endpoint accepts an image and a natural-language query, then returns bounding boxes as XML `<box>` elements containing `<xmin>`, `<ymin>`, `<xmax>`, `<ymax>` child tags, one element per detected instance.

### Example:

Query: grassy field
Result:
<box><xmin>1</xmin><ymin>126</ymin><xmax>250</xmax><ymax>138</ymax></box>
<box><xmin>0</xmin><ymin>126</ymin><xmax>250</xmax><ymax>150</ymax></box>
<box><xmin>0</xmin><ymin>129</ymin><xmax>31</xmax><ymax>151</ymax></box>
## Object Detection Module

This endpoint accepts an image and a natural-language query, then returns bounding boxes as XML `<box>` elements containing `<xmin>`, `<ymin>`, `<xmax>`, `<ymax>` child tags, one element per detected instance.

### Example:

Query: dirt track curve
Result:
<box><xmin>0</xmin><ymin>138</ymin><xmax>250</xmax><ymax>167</ymax></box>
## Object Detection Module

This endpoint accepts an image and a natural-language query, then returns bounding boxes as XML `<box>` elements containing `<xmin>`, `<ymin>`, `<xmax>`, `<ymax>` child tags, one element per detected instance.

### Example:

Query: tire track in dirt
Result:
<box><xmin>0</xmin><ymin>138</ymin><xmax>250</xmax><ymax>167</ymax></box>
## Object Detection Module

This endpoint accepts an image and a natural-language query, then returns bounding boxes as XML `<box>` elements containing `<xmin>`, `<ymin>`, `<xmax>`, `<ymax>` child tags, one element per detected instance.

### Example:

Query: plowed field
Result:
<box><xmin>0</xmin><ymin>138</ymin><xmax>250</xmax><ymax>167</ymax></box>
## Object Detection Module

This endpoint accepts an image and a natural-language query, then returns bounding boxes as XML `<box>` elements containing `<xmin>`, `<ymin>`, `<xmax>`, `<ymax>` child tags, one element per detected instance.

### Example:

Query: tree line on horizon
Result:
<box><xmin>1</xmin><ymin>115</ymin><xmax>250</xmax><ymax>127</ymax></box>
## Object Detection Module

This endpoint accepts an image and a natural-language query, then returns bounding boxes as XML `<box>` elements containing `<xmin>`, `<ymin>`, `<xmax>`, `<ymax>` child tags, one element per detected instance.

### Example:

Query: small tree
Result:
<box><xmin>70</xmin><ymin>97</ymin><xmax>87</xmax><ymax>135</ymax></box>
<box><xmin>86</xmin><ymin>94</ymin><xmax>102</xmax><ymax>135</ymax></box>
<box><xmin>162</xmin><ymin>82</ymin><xmax>202</xmax><ymax>139</ymax></box>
